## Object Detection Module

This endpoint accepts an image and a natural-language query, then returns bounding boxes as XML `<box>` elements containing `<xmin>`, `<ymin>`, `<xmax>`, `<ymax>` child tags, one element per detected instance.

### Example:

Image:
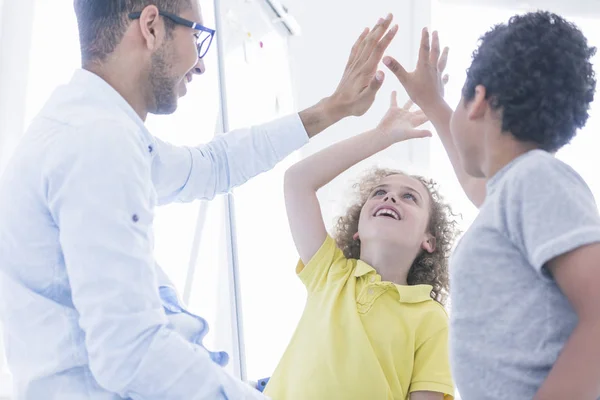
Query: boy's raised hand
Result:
<box><xmin>376</xmin><ymin>91</ymin><xmax>432</xmax><ymax>142</ymax></box>
<box><xmin>382</xmin><ymin>28</ymin><xmax>449</xmax><ymax>112</ymax></box>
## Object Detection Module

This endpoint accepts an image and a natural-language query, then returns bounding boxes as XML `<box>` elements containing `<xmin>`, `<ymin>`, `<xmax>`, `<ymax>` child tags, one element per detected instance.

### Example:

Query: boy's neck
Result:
<box><xmin>482</xmin><ymin>132</ymin><xmax>540</xmax><ymax>179</ymax></box>
<box><xmin>360</xmin><ymin>241</ymin><xmax>417</xmax><ymax>285</ymax></box>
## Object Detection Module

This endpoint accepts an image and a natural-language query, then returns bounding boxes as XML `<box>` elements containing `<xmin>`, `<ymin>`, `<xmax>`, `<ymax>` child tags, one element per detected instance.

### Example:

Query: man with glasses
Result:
<box><xmin>0</xmin><ymin>0</ymin><xmax>398</xmax><ymax>398</ymax></box>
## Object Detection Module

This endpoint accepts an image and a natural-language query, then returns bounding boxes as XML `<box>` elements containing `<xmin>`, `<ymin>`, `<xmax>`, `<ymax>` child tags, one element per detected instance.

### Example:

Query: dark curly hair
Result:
<box><xmin>333</xmin><ymin>168</ymin><xmax>459</xmax><ymax>305</ymax></box>
<box><xmin>463</xmin><ymin>11</ymin><xmax>596</xmax><ymax>152</ymax></box>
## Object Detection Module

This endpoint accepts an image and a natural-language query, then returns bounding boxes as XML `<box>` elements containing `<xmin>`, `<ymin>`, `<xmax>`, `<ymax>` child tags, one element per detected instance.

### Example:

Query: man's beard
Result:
<box><xmin>148</xmin><ymin>45</ymin><xmax>179</xmax><ymax>115</ymax></box>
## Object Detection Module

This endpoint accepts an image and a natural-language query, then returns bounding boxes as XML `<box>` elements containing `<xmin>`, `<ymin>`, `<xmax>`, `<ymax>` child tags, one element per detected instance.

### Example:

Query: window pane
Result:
<box><xmin>185</xmin><ymin>197</ymin><xmax>239</xmax><ymax>376</ymax></box>
<box><xmin>148</xmin><ymin>0</ymin><xmax>221</xmax><ymax>292</ymax></box>
<box><xmin>25</xmin><ymin>0</ymin><xmax>80</xmax><ymax>126</ymax></box>
<box><xmin>219</xmin><ymin>10</ymin><xmax>302</xmax><ymax>379</ymax></box>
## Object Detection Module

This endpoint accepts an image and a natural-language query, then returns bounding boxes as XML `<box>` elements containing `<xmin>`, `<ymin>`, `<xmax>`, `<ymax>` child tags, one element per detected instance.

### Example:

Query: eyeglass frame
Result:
<box><xmin>128</xmin><ymin>11</ymin><xmax>216</xmax><ymax>59</ymax></box>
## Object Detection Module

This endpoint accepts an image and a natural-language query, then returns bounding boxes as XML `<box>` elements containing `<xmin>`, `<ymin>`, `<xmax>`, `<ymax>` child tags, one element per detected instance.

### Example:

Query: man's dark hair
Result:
<box><xmin>463</xmin><ymin>11</ymin><xmax>596</xmax><ymax>152</ymax></box>
<box><xmin>74</xmin><ymin>0</ymin><xmax>192</xmax><ymax>63</ymax></box>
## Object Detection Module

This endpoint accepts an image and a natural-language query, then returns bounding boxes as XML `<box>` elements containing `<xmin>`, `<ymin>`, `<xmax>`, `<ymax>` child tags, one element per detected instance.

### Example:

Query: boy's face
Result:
<box><xmin>450</xmin><ymin>91</ymin><xmax>487</xmax><ymax>179</ymax></box>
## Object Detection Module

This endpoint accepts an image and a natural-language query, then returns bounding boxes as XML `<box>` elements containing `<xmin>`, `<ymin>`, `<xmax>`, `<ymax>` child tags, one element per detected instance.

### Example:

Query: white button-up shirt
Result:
<box><xmin>0</xmin><ymin>69</ymin><xmax>308</xmax><ymax>399</ymax></box>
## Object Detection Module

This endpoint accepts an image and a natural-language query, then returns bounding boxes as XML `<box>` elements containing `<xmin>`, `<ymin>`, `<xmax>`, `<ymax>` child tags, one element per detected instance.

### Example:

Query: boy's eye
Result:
<box><xmin>373</xmin><ymin>189</ymin><xmax>387</xmax><ymax>197</ymax></box>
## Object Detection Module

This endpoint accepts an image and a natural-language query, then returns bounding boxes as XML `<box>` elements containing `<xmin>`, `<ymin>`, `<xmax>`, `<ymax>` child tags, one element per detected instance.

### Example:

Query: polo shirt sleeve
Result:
<box><xmin>409</xmin><ymin>306</ymin><xmax>455</xmax><ymax>399</ymax></box>
<box><xmin>296</xmin><ymin>235</ymin><xmax>353</xmax><ymax>293</ymax></box>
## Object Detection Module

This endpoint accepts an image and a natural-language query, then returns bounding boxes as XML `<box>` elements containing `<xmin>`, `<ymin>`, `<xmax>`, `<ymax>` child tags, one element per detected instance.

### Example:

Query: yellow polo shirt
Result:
<box><xmin>264</xmin><ymin>236</ymin><xmax>454</xmax><ymax>400</ymax></box>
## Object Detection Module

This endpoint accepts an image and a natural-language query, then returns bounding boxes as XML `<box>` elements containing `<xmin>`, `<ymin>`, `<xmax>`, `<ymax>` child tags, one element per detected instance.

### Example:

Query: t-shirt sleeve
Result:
<box><xmin>296</xmin><ymin>235</ymin><xmax>353</xmax><ymax>292</ymax></box>
<box><xmin>410</xmin><ymin>308</ymin><xmax>455</xmax><ymax>398</ymax></box>
<box><xmin>504</xmin><ymin>154</ymin><xmax>600</xmax><ymax>277</ymax></box>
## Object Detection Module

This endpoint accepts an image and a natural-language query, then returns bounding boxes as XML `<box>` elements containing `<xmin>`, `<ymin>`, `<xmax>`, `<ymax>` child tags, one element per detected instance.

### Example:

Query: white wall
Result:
<box><xmin>0</xmin><ymin>0</ymin><xmax>35</xmax><ymax>173</ymax></box>
<box><xmin>284</xmin><ymin>0</ymin><xmax>433</xmax><ymax>227</ymax></box>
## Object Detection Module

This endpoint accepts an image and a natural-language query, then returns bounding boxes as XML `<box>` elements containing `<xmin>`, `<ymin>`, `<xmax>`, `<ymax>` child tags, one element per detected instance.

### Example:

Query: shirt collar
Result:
<box><xmin>70</xmin><ymin>69</ymin><xmax>156</xmax><ymax>148</ymax></box>
<box><xmin>354</xmin><ymin>260</ymin><xmax>433</xmax><ymax>304</ymax></box>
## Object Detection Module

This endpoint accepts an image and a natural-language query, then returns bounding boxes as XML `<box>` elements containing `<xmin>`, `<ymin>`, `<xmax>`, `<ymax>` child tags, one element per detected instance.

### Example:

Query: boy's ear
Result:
<box><xmin>467</xmin><ymin>85</ymin><xmax>488</xmax><ymax>120</ymax></box>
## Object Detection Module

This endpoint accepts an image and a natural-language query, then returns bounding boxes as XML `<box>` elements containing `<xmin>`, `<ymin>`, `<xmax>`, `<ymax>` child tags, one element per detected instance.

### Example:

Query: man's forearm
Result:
<box><xmin>298</xmin><ymin>97</ymin><xmax>347</xmax><ymax>138</ymax></box>
<box><xmin>426</xmin><ymin>100</ymin><xmax>486</xmax><ymax>208</ymax></box>
<box><xmin>534</xmin><ymin>320</ymin><xmax>600</xmax><ymax>399</ymax></box>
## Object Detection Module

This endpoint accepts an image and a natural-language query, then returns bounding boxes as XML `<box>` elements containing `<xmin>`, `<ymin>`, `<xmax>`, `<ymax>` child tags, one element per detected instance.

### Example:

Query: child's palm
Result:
<box><xmin>377</xmin><ymin>91</ymin><xmax>431</xmax><ymax>142</ymax></box>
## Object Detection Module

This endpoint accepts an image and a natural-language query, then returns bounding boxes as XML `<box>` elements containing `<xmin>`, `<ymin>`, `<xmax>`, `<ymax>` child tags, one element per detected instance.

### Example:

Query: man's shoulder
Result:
<box><xmin>37</xmin><ymin>82</ymin><xmax>140</xmax><ymax>139</ymax></box>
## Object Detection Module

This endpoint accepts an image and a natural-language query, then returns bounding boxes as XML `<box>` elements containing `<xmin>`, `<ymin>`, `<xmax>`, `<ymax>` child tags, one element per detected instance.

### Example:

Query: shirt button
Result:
<box><xmin>368</xmin><ymin>288</ymin><xmax>374</xmax><ymax>295</ymax></box>
<box><xmin>148</xmin><ymin>145</ymin><xmax>154</xmax><ymax>153</ymax></box>
<box><xmin>370</xmin><ymin>276</ymin><xmax>376</xmax><ymax>283</ymax></box>
<box><xmin>132</xmin><ymin>214</ymin><xmax>139</xmax><ymax>223</ymax></box>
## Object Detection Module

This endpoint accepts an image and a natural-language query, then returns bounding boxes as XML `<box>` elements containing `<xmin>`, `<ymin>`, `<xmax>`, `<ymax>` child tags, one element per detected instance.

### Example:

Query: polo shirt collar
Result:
<box><xmin>354</xmin><ymin>260</ymin><xmax>433</xmax><ymax>304</ymax></box>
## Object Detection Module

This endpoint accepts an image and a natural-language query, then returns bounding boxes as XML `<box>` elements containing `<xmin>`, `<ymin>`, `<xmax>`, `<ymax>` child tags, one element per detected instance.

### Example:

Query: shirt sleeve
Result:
<box><xmin>504</xmin><ymin>153</ymin><xmax>600</xmax><ymax>277</ymax></box>
<box><xmin>152</xmin><ymin>113</ymin><xmax>308</xmax><ymax>205</ymax></box>
<box><xmin>296</xmin><ymin>235</ymin><xmax>353</xmax><ymax>293</ymax></box>
<box><xmin>410</xmin><ymin>309</ymin><xmax>455</xmax><ymax>399</ymax></box>
<box><xmin>46</xmin><ymin>123</ymin><xmax>267</xmax><ymax>400</ymax></box>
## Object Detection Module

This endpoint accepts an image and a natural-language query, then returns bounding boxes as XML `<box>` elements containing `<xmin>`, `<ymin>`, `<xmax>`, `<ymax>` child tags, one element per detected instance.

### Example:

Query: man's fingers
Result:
<box><xmin>429</xmin><ymin>31</ymin><xmax>440</xmax><ymax>69</ymax></box>
<box><xmin>366</xmin><ymin>24</ymin><xmax>398</xmax><ymax>68</ymax></box>
<box><xmin>438</xmin><ymin>46</ymin><xmax>449</xmax><ymax>73</ymax></box>
<box><xmin>349</xmin><ymin>27</ymin><xmax>371</xmax><ymax>67</ymax></box>
<box><xmin>362</xmin><ymin>71</ymin><xmax>385</xmax><ymax>104</ymax></box>
<box><xmin>403</xmin><ymin>99</ymin><xmax>414</xmax><ymax>110</ymax></box>
<box><xmin>417</xmin><ymin>27</ymin><xmax>430</xmax><ymax>66</ymax></box>
<box><xmin>383</xmin><ymin>56</ymin><xmax>409</xmax><ymax>84</ymax></box>
<box><xmin>347</xmin><ymin>28</ymin><xmax>370</xmax><ymax>65</ymax></box>
<box><xmin>357</xmin><ymin>14</ymin><xmax>393</xmax><ymax>64</ymax></box>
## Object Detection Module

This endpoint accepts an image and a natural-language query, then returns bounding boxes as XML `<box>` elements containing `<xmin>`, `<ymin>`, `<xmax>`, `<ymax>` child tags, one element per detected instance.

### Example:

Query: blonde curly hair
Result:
<box><xmin>333</xmin><ymin>168</ymin><xmax>459</xmax><ymax>305</ymax></box>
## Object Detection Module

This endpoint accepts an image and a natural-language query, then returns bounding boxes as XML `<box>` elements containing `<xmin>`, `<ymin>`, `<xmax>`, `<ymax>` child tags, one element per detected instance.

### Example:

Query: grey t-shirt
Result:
<box><xmin>450</xmin><ymin>150</ymin><xmax>600</xmax><ymax>399</ymax></box>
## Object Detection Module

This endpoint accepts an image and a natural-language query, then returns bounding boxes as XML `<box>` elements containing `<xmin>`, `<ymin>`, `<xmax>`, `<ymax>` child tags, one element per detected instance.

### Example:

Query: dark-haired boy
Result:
<box><xmin>386</xmin><ymin>11</ymin><xmax>600</xmax><ymax>400</ymax></box>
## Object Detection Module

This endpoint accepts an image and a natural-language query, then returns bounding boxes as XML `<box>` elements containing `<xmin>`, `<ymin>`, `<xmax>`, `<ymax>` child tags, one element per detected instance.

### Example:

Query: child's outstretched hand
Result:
<box><xmin>376</xmin><ymin>91</ymin><xmax>432</xmax><ymax>142</ymax></box>
<box><xmin>382</xmin><ymin>28</ymin><xmax>449</xmax><ymax>112</ymax></box>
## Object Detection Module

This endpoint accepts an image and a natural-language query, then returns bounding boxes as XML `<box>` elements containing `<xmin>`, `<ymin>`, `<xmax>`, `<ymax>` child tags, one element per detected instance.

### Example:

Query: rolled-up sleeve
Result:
<box><xmin>152</xmin><ymin>114</ymin><xmax>308</xmax><ymax>204</ymax></box>
<box><xmin>46</xmin><ymin>123</ymin><xmax>265</xmax><ymax>399</ymax></box>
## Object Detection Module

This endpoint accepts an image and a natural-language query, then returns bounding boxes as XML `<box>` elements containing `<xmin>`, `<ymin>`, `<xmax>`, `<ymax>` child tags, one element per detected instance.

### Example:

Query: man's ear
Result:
<box><xmin>138</xmin><ymin>5</ymin><xmax>163</xmax><ymax>51</ymax></box>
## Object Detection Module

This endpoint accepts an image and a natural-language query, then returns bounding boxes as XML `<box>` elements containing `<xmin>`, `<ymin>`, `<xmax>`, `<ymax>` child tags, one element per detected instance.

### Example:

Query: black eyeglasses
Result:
<box><xmin>129</xmin><ymin>11</ymin><xmax>215</xmax><ymax>59</ymax></box>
